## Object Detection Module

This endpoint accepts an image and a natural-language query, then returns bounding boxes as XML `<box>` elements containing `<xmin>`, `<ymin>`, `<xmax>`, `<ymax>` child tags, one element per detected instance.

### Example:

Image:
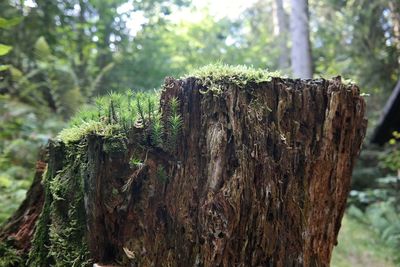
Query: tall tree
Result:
<box><xmin>290</xmin><ymin>0</ymin><xmax>312</xmax><ymax>78</ymax></box>
<box><xmin>389</xmin><ymin>0</ymin><xmax>400</xmax><ymax>73</ymax></box>
<box><xmin>273</xmin><ymin>0</ymin><xmax>290</xmax><ymax>70</ymax></box>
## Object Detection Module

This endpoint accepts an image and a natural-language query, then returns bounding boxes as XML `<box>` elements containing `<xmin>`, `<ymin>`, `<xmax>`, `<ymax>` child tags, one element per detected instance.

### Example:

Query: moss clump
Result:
<box><xmin>103</xmin><ymin>134</ymin><xmax>128</xmax><ymax>154</ymax></box>
<box><xmin>184</xmin><ymin>63</ymin><xmax>280</xmax><ymax>94</ymax></box>
<box><xmin>57</xmin><ymin>90</ymin><xmax>160</xmax><ymax>144</ymax></box>
<box><xmin>28</xmin><ymin>166</ymin><xmax>53</xmax><ymax>267</ymax></box>
<box><xmin>57</xmin><ymin>121</ymin><xmax>118</xmax><ymax>144</ymax></box>
<box><xmin>0</xmin><ymin>241</ymin><xmax>23</xmax><ymax>267</ymax></box>
<box><xmin>28</xmin><ymin>143</ymin><xmax>92</xmax><ymax>267</ymax></box>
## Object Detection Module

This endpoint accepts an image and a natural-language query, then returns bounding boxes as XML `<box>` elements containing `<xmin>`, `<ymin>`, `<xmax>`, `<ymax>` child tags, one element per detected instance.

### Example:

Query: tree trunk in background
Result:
<box><xmin>274</xmin><ymin>0</ymin><xmax>290</xmax><ymax>70</ymax></box>
<box><xmin>389</xmin><ymin>1</ymin><xmax>400</xmax><ymax>70</ymax></box>
<box><xmin>290</xmin><ymin>0</ymin><xmax>313</xmax><ymax>78</ymax></box>
<box><xmin>0</xmin><ymin>149</ymin><xmax>47</xmax><ymax>252</ymax></box>
<box><xmin>0</xmin><ymin>77</ymin><xmax>367</xmax><ymax>266</ymax></box>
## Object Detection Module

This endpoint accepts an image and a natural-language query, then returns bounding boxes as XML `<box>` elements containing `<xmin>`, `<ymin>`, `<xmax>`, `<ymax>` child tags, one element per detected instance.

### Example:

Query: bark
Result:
<box><xmin>0</xmin><ymin>149</ymin><xmax>46</xmax><ymax>252</ymax></box>
<box><xmin>0</xmin><ymin>76</ymin><xmax>367</xmax><ymax>266</ymax></box>
<box><xmin>290</xmin><ymin>0</ymin><xmax>313</xmax><ymax>78</ymax></box>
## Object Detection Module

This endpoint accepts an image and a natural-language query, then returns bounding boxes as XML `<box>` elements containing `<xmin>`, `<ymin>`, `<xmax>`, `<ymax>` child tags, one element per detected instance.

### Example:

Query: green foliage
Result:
<box><xmin>348</xmin><ymin>203</ymin><xmax>400</xmax><ymax>263</ymax></box>
<box><xmin>381</xmin><ymin>131</ymin><xmax>400</xmax><ymax>171</ymax></box>
<box><xmin>0</xmin><ymin>17</ymin><xmax>21</xmax><ymax>29</ymax></box>
<box><xmin>331</xmin><ymin>214</ymin><xmax>397</xmax><ymax>267</ymax></box>
<box><xmin>347</xmin><ymin>130</ymin><xmax>400</xmax><ymax>264</ymax></box>
<box><xmin>0</xmin><ymin>43</ymin><xmax>12</xmax><ymax>56</ymax></box>
<box><xmin>0</xmin><ymin>96</ymin><xmax>64</xmax><ymax>224</ymax></box>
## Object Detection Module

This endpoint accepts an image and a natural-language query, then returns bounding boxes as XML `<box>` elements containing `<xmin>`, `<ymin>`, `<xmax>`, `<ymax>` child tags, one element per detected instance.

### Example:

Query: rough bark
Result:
<box><xmin>0</xmin><ymin>149</ymin><xmax>46</xmax><ymax>252</ymax></box>
<box><xmin>0</xmin><ymin>76</ymin><xmax>366</xmax><ymax>267</ymax></box>
<box><xmin>290</xmin><ymin>0</ymin><xmax>313</xmax><ymax>78</ymax></box>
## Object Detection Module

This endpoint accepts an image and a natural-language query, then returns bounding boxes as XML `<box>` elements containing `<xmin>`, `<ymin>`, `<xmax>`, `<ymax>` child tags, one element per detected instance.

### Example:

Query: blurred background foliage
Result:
<box><xmin>0</xmin><ymin>0</ymin><xmax>399</xmax><ymax>265</ymax></box>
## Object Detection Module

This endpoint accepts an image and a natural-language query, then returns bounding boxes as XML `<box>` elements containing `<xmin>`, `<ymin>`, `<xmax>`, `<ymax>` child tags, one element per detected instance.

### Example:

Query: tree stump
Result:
<box><xmin>0</xmin><ymin>73</ymin><xmax>367</xmax><ymax>267</ymax></box>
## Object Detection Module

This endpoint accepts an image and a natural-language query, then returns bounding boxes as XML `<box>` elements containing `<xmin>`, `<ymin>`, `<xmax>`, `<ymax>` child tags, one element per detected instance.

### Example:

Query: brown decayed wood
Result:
<box><xmin>89</xmin><ymin>77</ymin><xmax>366</xmax><ymax>266</ymax></box>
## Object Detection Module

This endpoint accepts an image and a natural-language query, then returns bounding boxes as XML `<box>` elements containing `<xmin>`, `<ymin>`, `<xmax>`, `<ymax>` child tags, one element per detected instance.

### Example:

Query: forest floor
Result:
<box><xmin>331</xmin><ymin>214</ymin><xmax>396</xmax><ymax>267</ymax></box>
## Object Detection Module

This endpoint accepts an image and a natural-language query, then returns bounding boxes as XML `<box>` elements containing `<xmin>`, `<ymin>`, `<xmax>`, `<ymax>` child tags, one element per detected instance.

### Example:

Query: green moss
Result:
<box><xmin>57</xmin><ymin>90</ymin><xmax>160</xmax><ymax>144</ymax></box>
<box><xmin>184</xmin><ymin>63</ymin><xmax>280</xmax><ymax>94</ymax></box>
<box><xmin>103</xmin><ymin>135</ymin><xmax>128</xmax><ymax>154</ymax></box>
<box><xmin>0</xmin><ymin>241</ymin><xmax>23</xmax><ymax>267</ymax></box>
<box><xmin>28</xmin><ymin>144</ymin><xmax>92</xmax><ymax>267</ymax></box>
<box><xmin>57</xmin><ymin>121</ymin><xmax>119</xmax><ymax>144</ymax></box>
<box><xmin>28</xmin><ymin>166</ymin><xmax>54</xmax><ymax>267</ymax></box>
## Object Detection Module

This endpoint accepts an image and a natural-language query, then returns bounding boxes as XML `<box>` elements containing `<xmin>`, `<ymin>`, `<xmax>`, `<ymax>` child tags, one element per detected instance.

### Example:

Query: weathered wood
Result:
<box><xmin>0</xmin><ymin>149</ymin><xmax>47</xmax><ymax>252</ymax></box>
<box><xmin>0</xmin><ymin>76</ymin><xmax>367</xmax><ymax>267</ymax></box>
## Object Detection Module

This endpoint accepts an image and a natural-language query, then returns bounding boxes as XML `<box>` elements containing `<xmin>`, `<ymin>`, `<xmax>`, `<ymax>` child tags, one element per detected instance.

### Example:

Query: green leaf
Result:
<box><xmin>34</xmin><ymin>37</ymin><xmax>51</xmax><ymax>60</ymax></box>
<box><xmin>0</xmin><ymin>44</ymin><xmax>12</xmax><ymax>56</ymax></box>
<box><xmin>0</xmin><ymin>17</ymin><xmax>22</xmax><ymax>29</ymax></box>
<box><xmin>0</xmin><ymin>65</ymin><xmax>10</xmax><ymax>71</ymax></box>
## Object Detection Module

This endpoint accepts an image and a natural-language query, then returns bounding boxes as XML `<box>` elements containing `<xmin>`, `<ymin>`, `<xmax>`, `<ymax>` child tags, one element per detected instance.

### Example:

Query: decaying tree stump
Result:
<box><xmin>0</xmin><ymin>73</ymin><xmax>367</xmax><ymax>267</ymax></box>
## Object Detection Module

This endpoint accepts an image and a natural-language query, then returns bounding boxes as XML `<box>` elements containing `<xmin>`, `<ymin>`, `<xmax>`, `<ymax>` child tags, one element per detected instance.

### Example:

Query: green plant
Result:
<box><xmin>381</xmin><ymin>131</ymin><xmax>400</xmax><ymax>172</ymax></box>
<box><xmin>345</xmin><ymin>130</ymin><xmax>400</xmax><ymax>264</ymax></box>
<box><xmin>28</xmin><ymin>145</ymin><xmax>92</xmax><ymax>266</ymax></box>
<box><xmin>57</xmin><ymin>90</ymin><xmax>160</xmax><ymax>144</ymax></box>
<box><xmin>129</xmin><ymin>157</ymin><xmax>143</xmax><ymax>168</ymax></box>
<box><xmin>0</xmin><ymin>241</ymin><xmax>23</xmax><ymax>267</ymax></box>
<box><xmin>166</xmin><ymin>97</ymin><xmax>183</xmax><ymax>151</ymax></box>
<box><xmin>151</xmin><ymin>115</ymin><xmax>164</xmax><ymax>147</ymax></box>
<box><xmin>185</xmin><ymin>63</ymin><xmax>280</xmax><ymax>95</ymax></box>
